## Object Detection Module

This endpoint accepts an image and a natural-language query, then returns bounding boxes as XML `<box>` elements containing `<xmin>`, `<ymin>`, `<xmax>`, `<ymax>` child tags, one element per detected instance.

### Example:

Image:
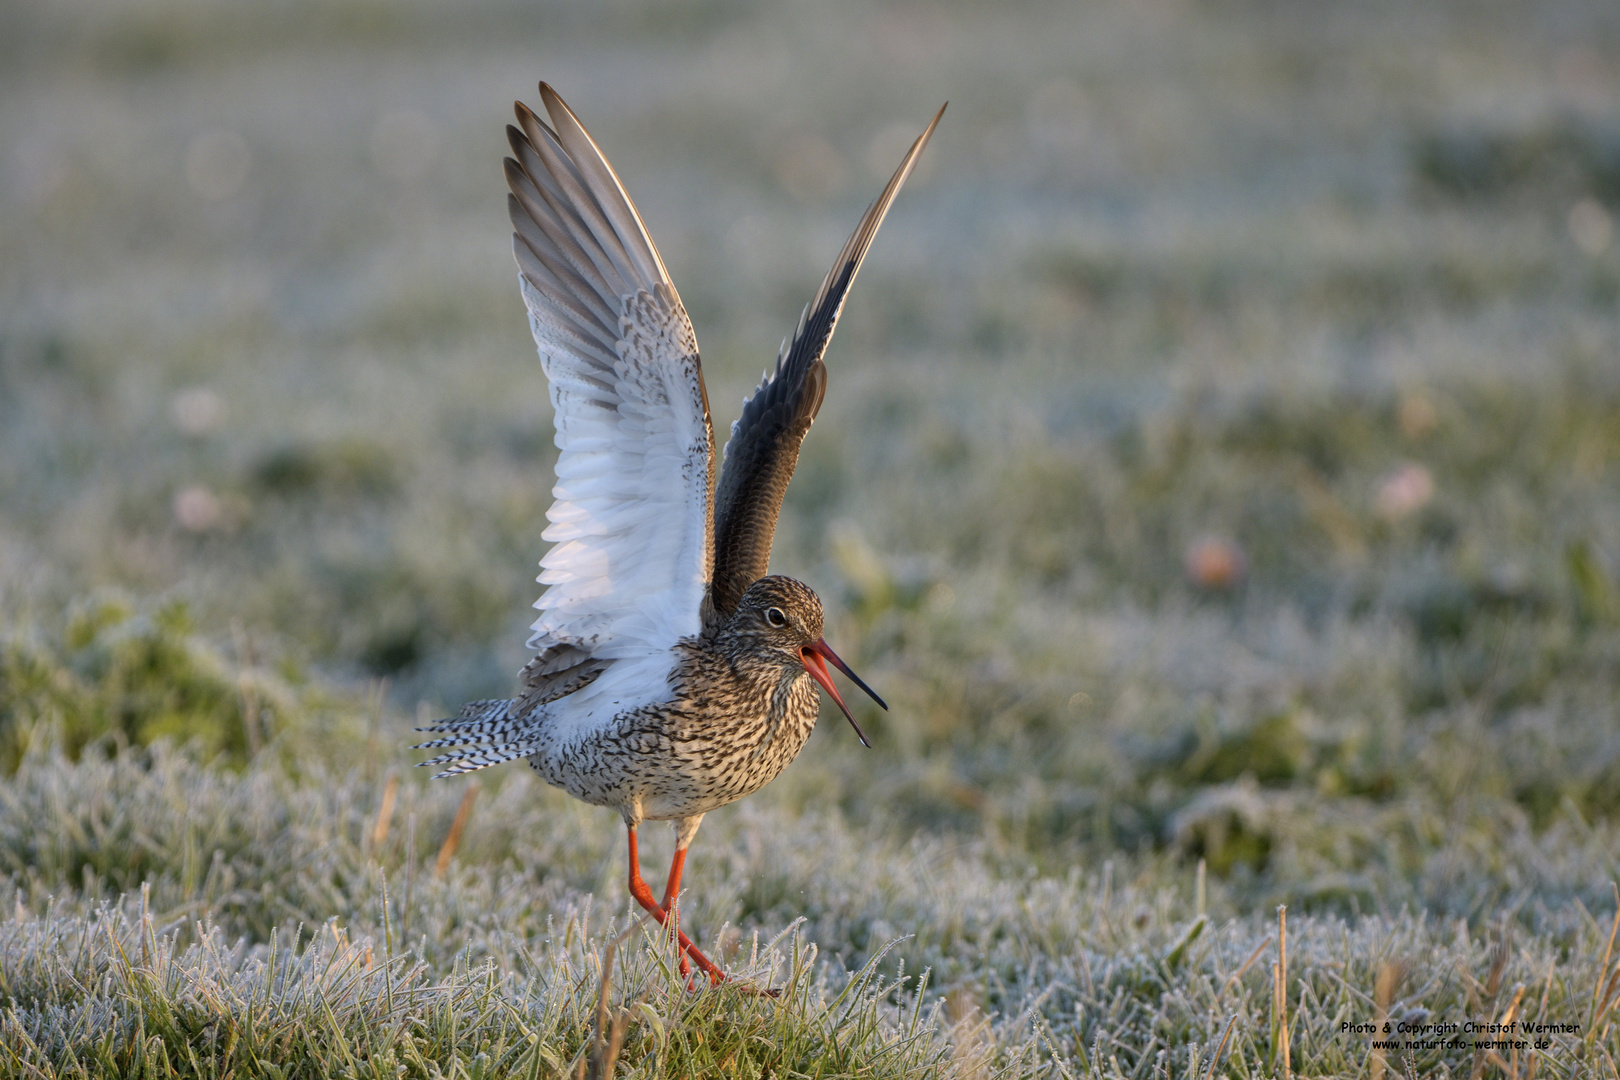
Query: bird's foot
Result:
<box><xmin>679</xmin><ymin>968</ymin><xmax>778</xmax><ymax>996</ymax></box>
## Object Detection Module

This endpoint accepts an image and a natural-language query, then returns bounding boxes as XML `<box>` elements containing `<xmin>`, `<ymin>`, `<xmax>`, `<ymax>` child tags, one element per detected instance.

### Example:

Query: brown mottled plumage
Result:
<box><xmin>526</xmin><ymin>578</ymin><xmax>827</xmax><ymax>828</ymax></box>
<box><xmin>414</xmin><ymin>84</ymin><xmax>941</xmax><ymax>985</ymax></box>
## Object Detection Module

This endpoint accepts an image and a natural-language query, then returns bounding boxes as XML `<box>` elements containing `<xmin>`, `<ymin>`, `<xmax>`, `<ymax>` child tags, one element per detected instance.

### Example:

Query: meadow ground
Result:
<box><xmin>3</xmin><ymin>0</ymin><xmax>1620</xmax><ymax>1075</ymax></box>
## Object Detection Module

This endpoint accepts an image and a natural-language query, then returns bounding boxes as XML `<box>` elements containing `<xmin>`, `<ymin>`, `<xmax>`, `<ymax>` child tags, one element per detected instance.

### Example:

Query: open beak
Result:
<box><xmin>800</xmin><ymin>638</ymin><xmax>887</xmax><ymax>748</ymax></box>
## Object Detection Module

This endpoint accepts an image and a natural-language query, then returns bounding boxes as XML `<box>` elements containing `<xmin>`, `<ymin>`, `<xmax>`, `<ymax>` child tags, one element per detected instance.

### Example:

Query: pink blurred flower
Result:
<box><xmin>1375</xmin><ymin>463</ymin><xmax>1435</xmax><ymax>521</ymax></box>
<box><xmin>173</xmin><ymin>485</ymin><xmax>223</xmax><ymax>532</ymax></box>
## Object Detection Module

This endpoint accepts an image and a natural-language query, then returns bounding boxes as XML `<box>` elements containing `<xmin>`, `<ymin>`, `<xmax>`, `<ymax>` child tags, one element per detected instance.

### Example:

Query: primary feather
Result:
<box><xmin>710</xmin><ymin>105</ymin><xmax>945</xmax><ymax>617</ymax></box>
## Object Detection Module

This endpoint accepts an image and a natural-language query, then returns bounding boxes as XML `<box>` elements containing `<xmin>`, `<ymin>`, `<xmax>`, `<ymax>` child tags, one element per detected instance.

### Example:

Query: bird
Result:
<box><xmin>415</xmin><ymin>83</ymin><xmax>943</xmax><ymax>985</ymax></box>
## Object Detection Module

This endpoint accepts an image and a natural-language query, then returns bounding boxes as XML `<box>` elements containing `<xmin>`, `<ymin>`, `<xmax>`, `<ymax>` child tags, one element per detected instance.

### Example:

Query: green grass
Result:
<box><xmin>6</xmin><ymin>740</ymin><xmax>1620</xmax><ymax>1076</ymax></box>
<box><xmin>3</xmin><ymin>888</ymin><xmax>952</xmax><ymax>1078</ymax></box>
<box><xmin>4</xmin><ymin>0</ymin><xmax>1620</xmax><ymax>1073</ymax></box>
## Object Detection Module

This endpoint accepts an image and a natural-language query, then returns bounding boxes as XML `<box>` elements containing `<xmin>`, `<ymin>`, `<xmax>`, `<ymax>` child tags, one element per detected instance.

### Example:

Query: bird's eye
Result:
<box><xmin>765</xmin><ymin>607</ymin><xmax>788</xmax><ymax>628</ymax></box>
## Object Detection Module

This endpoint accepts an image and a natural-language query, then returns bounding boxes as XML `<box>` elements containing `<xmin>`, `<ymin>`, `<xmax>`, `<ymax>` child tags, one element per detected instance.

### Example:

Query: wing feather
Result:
<box><xmin>511</xmin><ymin>229</ymin><xmax>615</xmax><ymax>341</ymax></box>
<box><xmin>508</xmin><ymin>84</ymin><xmax>716</xmax><ymax>685</ymax></box>
<box><xmin>709</xmin><ymin>105</ymin><xmax>944</xmax><ymax>617</ymax></box>
<box><xmin>520</xmin><ymin>96</ymin><xmax>643</xmax><ymax>295</ymax></box>
<box><xmin>506</xmin><ymin>134</ymin><xmax>633</xmax><ymax>324</ymax></box>
<box><xmin>539</xmin><ymin>85</ymin><xmax>673</xmax><ymax>288</ymax></box>
<box><xmin>419</xmin><ymin>85</ymin><xmax>722</xmax><ymax>776</ymax></box>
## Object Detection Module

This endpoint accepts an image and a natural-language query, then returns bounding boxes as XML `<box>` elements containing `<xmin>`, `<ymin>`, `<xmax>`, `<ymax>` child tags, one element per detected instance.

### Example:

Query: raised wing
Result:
<box><xmin>708</xmin><ymin>105</ymin><xmax>944</xmax><ymax>618</ymax></box>
<box><xmin>506</xmin><ymin>84</ymin><xmax>716</xmax><ymax>671</ymax></box>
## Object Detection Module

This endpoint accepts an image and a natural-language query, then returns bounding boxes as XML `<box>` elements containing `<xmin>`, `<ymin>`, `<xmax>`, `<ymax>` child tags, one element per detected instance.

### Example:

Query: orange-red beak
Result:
<box><xmin>800</xmin><ymin>638</ymin><xmax>886</xmax><ymax>748</ymax></box>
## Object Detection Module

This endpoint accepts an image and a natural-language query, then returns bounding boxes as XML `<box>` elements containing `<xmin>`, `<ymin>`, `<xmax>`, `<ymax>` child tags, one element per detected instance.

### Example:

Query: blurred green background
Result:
<box><xmin>2</xmin><ymin>0</ymin><xmax>1619</xmax><ymax>907</ymax></box>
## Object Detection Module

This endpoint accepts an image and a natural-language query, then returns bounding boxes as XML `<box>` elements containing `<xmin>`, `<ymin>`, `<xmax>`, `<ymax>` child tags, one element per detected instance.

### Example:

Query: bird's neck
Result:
<box><xmin>683</xmin><ymin>634</ymin><xmax>812</xmax><ymax>719</ymax></box>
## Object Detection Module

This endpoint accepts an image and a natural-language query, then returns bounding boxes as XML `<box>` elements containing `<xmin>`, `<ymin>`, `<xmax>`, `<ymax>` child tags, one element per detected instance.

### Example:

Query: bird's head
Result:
<box><xmin>729</xmin><ymin>575</ymin><xmax>887</xmax><ymax>747</ymax></box>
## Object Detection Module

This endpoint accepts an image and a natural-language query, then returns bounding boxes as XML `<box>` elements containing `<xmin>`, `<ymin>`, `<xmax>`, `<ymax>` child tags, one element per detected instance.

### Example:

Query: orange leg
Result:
<box><xmin>625</xmin><ymin>826</ymin><xmax>724</xmax><ymax>985</ymax></box>
<box><xmin>660</xmin><ymin>845</ymin><xmax>693</xmax><ymax>978</ymax></box>
<box><xmin>661</xmin><ymin>846</ymin><xmax>688</xmax><ymax>911</ymax></box>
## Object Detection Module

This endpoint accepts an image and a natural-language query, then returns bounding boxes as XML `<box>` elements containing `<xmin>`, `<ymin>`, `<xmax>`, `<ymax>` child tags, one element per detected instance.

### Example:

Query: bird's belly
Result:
<box><xmin>642</xmin><ymin>721</ymin><xmax>814</xmax><ymax>819</ymax></box>
<box><xmin>525</xmin><ymin>738</ymin><xmax>635</xmax><ymax>810</ymax></box>
<box><xmin>526</xmin><ymin>700</ymin><xmax>817</xmax><ymax>820</ymax></box>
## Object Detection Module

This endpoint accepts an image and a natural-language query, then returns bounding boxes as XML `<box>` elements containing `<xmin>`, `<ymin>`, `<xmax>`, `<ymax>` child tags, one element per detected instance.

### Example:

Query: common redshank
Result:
<box><xmin>416</xmin><ymin>84</ymin><xmax>942</xmax><ymax>984</ymax></box>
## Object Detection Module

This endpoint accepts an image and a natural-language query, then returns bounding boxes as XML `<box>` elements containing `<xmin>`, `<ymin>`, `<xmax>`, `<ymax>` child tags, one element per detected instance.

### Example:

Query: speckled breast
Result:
<box><xmin>526</xmin><ymin>667</ymin><xmax>823</xmax><ymax>822</ymax></box>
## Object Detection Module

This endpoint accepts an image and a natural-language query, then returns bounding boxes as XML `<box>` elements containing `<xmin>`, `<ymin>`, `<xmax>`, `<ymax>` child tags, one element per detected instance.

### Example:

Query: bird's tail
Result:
<box><xmin>412</xmin><ymin>698</ymin><xmax>538</xmax><ymax>778</ymax></box>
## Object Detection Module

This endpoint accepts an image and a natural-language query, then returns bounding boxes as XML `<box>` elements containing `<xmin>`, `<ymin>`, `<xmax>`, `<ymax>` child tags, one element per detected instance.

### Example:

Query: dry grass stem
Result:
<box><xmin>1371</xmin><ymin>960</ymin><xmax>1407</xmax><ymax>1080</ymax></box>
<box><xmin>373</xmin><ymin>773</ymin><xmax>399</xmax><ymax>848</ymax></box>
<box><xmin>1279</xmin><ymin>904</ymin><xmax>1291</xmax><ymax>1080</ymax></box>
<box><xmin>1199</xmin><ymin>1014</ymin><xmax>1237</xmax><ymax>1080</ymax></box>
<box><xmin>434</xmin><ymin>784</ymin><xmax>478</xmax><ymax>878</ymax></box>
<box><xmin>1221</xmin><ymin>936</ymin><xmax>1272</xmax><ymax>997</ymax></box>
